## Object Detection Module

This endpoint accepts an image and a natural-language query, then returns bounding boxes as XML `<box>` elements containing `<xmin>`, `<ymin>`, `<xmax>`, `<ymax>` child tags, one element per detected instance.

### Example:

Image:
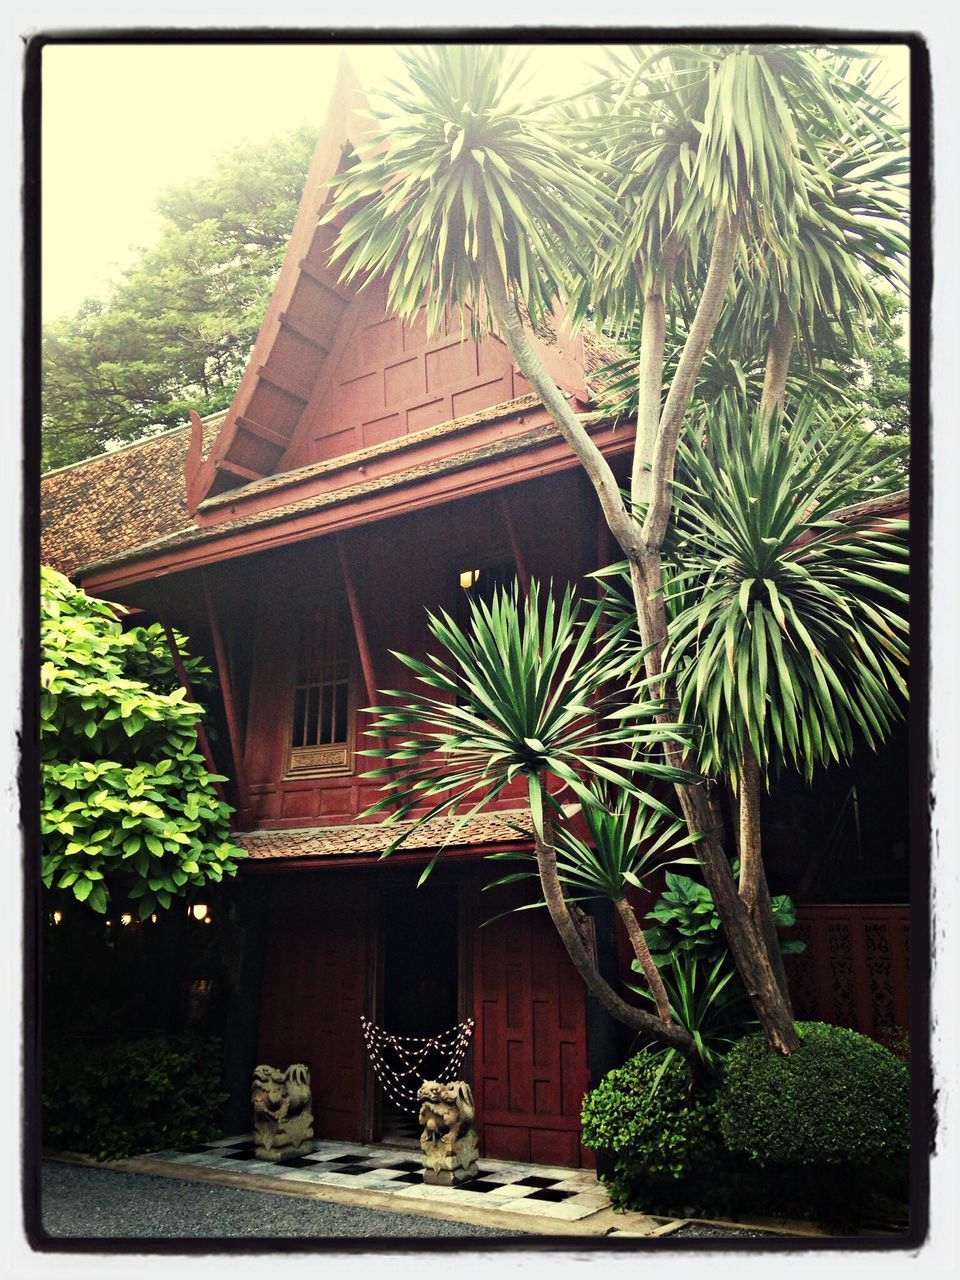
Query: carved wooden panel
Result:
<box><xmin>783</xmin><ymin>905</ymin><xmax>911</xmax><ymax>1042</ymax></box>
<box><xmin>472</xmin><ymin>875</ymin><xmax>592</xmax><ymax>1167</ymax></box>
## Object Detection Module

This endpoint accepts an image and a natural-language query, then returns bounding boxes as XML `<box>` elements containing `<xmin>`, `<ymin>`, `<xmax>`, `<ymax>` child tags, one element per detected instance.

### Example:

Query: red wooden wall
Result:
<box><xmin>284</xmin><ymin>282</ymin><xmax>531</xmax><ymax>471</ymax></box>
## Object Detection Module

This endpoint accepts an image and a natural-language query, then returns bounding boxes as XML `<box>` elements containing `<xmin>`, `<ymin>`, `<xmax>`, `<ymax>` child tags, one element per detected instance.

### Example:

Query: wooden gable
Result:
<box><xmin>185</xmin><ymin>54</ymin><xmax>589</xmax><ymax>515</ymax></box>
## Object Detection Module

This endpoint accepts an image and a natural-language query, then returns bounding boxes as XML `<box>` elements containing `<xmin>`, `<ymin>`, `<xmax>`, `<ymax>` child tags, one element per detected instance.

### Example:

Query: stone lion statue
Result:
<box><xmin>416</xmin><ymin>1079</ymin><xmax>478</xmax><ymax>1182</ymax></box>
<box><xmin>251</xmin><ymin>1062</ymin><xmax>314</xmax><ymax>1160</ymax></box>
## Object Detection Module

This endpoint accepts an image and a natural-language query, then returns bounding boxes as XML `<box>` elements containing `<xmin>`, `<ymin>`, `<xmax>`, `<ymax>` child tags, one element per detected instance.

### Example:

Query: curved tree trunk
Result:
<box><xmin>614</xmin><ymin>895</ymin><xmax>673</xmax><ymax>1024</ymax></box>
<box><xmin>532</xmin><ymin>806</ymin><xmax>695</xmax><ymax>1056</ymax></box>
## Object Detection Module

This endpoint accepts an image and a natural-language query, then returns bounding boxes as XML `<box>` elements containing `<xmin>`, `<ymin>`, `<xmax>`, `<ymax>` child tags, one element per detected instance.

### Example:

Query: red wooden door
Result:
<box><xmin>472</xmin><ymin>876</ymin><xmax>593</xmax><ymax>1168</ymax></box>
<box><xmin>257</xmin><ymin>875</ymin><xmax>370</xmax><ymax>1141</ymax></box>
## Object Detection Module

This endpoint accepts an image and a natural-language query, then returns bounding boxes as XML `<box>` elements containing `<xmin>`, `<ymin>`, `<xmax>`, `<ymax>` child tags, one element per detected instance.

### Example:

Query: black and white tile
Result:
<box><xmin>143</xmin><ymin>1136</ymin><xmax>609</xmax><ymax>1220</ymax></box>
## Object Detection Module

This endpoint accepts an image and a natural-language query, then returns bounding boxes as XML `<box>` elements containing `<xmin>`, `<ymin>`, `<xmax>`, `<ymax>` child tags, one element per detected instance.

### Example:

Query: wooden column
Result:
<box><xmin>160</xmin><ymin>621</ymin><xmax>225</xmax><ymax>803</ymax></box>
<box><xmin>335</xmin><ymin>534</ymin><xmax>378</xmax><ymax>708</ymax></box>
<box><xmin>201</xmin><ymin>573</ymin><xmax>250</xmax><ymax>825</ymax></box>
<box><xmin>497</xmin><ymin>490</ymin><xmax>531</xmax><ymax>597</ymax></box>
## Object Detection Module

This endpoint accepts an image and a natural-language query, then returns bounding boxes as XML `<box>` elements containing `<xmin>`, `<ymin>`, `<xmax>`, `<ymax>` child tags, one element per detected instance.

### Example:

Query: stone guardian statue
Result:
<box><xmin>251</xmin><ymin>1063</ymin><xmax>314</xmax><ymax>1160</ymax></box>
<box><xmin>416</xmin><ymin>1079</ymin><xmax>479</xmax><ymax>1185</ymax></box>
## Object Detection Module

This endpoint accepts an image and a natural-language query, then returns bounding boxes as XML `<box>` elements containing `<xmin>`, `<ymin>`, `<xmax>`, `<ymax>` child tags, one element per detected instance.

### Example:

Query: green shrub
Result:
<box><xmin>581</xmin><ymin>1051</ymin><xmax>726</xmax><ymax>1212</ymax></box>
<box><xmin>42</xmin><ymin>1032</ymin><xmax>228</xmax><ymax>1161</ymax></box>
<box><xmin>718</xmin><ymin>1021</ymin><xmax>910</xmax><ymax>1166</ymax></box>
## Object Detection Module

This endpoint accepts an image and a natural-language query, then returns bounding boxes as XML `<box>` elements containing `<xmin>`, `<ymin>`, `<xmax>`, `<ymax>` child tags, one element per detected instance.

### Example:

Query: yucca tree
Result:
<box><xmin>363</xmin><ymin>581</ymin><xmax>698</xmax><ymax>1055</ymax></box>
<box><xmin>664</xmin><ymin>401</ymin><xmax>908</xmax><ymax>954</ymax></box>
<box><xmin>327</xmin><ymin>43</ymin><xmax>907</xmax><ymax>1055</ymax></box>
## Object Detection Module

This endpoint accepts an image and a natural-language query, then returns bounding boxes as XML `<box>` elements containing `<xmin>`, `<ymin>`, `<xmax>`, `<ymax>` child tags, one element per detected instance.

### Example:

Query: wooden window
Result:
<box><xmin>287</xmin><ymin>611</ymin><xmax>354</xmax><ymax>777</ymax></box>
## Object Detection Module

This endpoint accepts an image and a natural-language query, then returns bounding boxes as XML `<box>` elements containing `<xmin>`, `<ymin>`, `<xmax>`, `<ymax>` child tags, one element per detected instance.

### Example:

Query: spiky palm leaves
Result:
<box><xmin>325</xmin><ymin>45</ymin><xmax>611</xmax><ymax>335</ymax></box>
<box><xmin>664</xmin><ymin>401</ymin><xmax>909</xmax><ymax>788</ymax></box>
<box><xmin>363</xmin><ymin>581</ymin><xmax>691</xmax><ymax>852</ymax></box>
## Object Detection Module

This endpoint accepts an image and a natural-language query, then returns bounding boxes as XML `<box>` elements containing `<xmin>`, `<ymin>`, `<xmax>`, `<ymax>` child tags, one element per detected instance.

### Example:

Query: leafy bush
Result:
<box><xmin>581</xmin><ymin>1051</ymin><xmax>726</xmax><ymax>1212</ymax></box>
<box><xmin>40</xmin><ymin>566</ymin><xmax>245</xmax><ymax>918</ymax></box>
<box><xmin>645</xmin><ymin>868</ymin><xmax>805</xmax><ymax>960</ymax></box>
<box><xmin>718</xmin><ymin>1021</ymin><xmax>910</xmax><ymax>1166</ymax></box>
<box><xmin>42</xmin><ymin>1032</ymin><xmax>228</xmax><ymax>1162</ymax></box>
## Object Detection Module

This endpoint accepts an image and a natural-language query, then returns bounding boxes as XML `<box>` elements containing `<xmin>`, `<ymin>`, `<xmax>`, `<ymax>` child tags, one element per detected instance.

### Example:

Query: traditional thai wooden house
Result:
<box><xmin>40</xmin><ymin>60</ymin><xmax>911</xmax><ymax>1165</ymax></box>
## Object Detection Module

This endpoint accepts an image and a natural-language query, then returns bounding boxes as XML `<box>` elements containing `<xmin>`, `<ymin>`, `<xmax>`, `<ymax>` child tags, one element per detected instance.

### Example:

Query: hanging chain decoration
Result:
<box><xmin>360</xmin><ymin>1015</ymin><xmax>475</xmax><ymax>1114</ymax></box>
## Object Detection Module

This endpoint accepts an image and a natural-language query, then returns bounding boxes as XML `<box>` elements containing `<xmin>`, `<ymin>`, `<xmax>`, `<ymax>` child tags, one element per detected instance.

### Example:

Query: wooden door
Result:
<box><xmin>471</xmin><ymin>874</ymin><xmax>593</xmax><ymax>1168</ymax></box>
<box><xmin>257</xmin><ymin>875</ymin><xmax>371</xmax><ymax>1141</ymax></box>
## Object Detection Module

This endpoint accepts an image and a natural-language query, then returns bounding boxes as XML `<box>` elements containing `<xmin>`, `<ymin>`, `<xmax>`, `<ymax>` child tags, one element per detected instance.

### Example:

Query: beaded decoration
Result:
<box><xmin>360</xmin><ymin>1014</ymin><xmax>476</xmax><ymax>1114</ymax></box>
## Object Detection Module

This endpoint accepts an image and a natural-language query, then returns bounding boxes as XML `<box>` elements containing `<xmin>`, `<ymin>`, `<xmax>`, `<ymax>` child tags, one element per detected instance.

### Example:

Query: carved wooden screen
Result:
<box><xmin>782</xmin><ymin>904</ymin><xmax>910</xmax><ymax>1044</ymax></box>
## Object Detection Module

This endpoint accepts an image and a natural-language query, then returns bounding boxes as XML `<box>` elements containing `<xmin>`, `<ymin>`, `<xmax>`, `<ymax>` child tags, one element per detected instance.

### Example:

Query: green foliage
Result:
<box><xmin>362</xmin><ymin>580</ymin><xmax>694</xmax><ymax>877</ymax></box>
<box><xmin>42</xmin><ymin>127</ymin><xmax>315</xmax><ymax>468</ymax></box>
<box><xmin>718</xmin><ymin>1021</ymin><xmax>910</xmax><ymax>1166</ymax></box>
<box><xmin>631</xmin><ymin>949</ymin><xmax>755</xmax><ymax>1071</ymax></box>
<box><xmin>645</xmin><ymin>868</ymin><xmax>802</xmax><ymax>960</ymax></box>
<box><xmin>41</xmin><ymin>1032</ymin><xmax>228</xmax><ymax>1161</ymax></box>
<box><xmin>664</xmin><ymin>401</ymin><xmax>909</xmax><ymax>785</ymax></box>
<box><xmin>581</xmin><ymin>1051</ymin><xmax>725</xmax><ymax>1211</ymax></box>
<box><xmin>486</xmin><ymin>781</ymin><xmax>699</xmax><ymax>908</ymax></box>
<box><xmin>633</xmin><ymin>870</ymin><xmax>801</xmax><ymax>1068</ymax></box>
<box><xmin>40</xmin><ymin>566</ymin><xmax>245</xmax><ymax>917</ymax></box>
<box><xmin>327</xmin><ymin>45</ymin><xmax>612</xmax><ymax>335</ymax></box>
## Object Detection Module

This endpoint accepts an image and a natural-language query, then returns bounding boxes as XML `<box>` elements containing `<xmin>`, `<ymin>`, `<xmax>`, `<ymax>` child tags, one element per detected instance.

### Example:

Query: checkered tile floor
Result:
<box><xmin>144</xmin><ymin>1135</ymin><xmax>610</xmax><ymax>1222</ymax></box>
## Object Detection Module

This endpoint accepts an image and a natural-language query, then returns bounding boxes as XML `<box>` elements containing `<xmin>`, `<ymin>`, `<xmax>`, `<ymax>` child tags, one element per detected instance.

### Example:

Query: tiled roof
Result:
<box><xmin>40</xmin><ymin>416</ymin><xmax>223</xmax><ymax>577</ymax></box>
<box><xmin>198</xmin><ymin>392</ymin><xmax>543</xmax><ymax>510</ymax></box>
<box><xmin>236</xmin><ymin>808</ymin><xmax>533</xmax><ymax>861</ymax></box>
<box><xmin>79</xmin><ymin>413</ymin><xmax>620</xmax><ymax>576</ymax></box>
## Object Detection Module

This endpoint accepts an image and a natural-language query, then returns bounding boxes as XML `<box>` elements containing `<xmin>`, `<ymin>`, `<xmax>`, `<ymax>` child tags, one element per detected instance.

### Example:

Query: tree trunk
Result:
<box><xmin>759</xmin><ymin>302</ymin><xmax>794</xmax><ymax>446</ymax></box>
<box><xmin>735</xmin><ymin>745</ymin><xmax>795</xmax><ymax>1015</ymax></box>
<box><xmin>532</xmin><ymin>806</ymin><xmax>695</xmax><ymax>1056</ymax></box>
<box><xmin>614</xmin><ymin>896</ymin><xmax>673</xmax><ymax>1024</ymax></box>
<box><xmin>738</xmin><ymin>739</ymin><xmax>763</xmax><ymax>913</ymax></box>
<box><xmin>630</xmin><ymin>267</ymin><xmax>668</xmax><ymax>510</ymax></box>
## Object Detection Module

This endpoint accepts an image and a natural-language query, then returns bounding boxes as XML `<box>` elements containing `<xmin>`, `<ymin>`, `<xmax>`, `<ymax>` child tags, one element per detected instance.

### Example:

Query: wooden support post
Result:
<box><xmin>336</xmin><ymin>535</ymin><xmax>378</xmax><ymax>708</ymax></box>
<box><xmin>201</xmin><ymin>573</ymin><xmax>250</xmax><ymax>826</ymax></box>
<box><xmin>160</xmin><ymin>621</ymin><xmax>225</xmax><ymax>804</ymax></box>
<box><xmin>497</xmin><ymin>490</ymin><xmax>531</xmax><ymax>597</ymax></box>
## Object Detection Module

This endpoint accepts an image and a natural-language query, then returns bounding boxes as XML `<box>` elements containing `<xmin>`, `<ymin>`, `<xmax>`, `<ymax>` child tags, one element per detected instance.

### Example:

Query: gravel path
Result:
<box><xmin>39</xmin><ymin>1162</ymin><xmax>529</xmax><ymax>1241</ymax></box>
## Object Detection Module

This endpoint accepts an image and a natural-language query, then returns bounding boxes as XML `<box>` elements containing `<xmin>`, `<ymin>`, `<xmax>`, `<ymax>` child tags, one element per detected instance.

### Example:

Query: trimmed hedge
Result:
<box><xmin>718</xmin><ymin>1021</ymin><xmax>910</xmax><ymax>1166</ymax></box>
<box><xmin>42</xmin><ymin>1032</ymin><xmax>228</xmax><ymax>1162</ymax></box>
<box><xmin>581</xmin><ymin>1051</ymin><xmax>726</xmax><ymax>1213</ymax></box>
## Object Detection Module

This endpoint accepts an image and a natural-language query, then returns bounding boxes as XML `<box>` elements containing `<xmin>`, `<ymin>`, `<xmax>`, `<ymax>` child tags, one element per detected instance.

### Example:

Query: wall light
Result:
<box><xmin>191</xmin><ymin>903</ymin><xmax>209</xmax><ymax>922</ymax></box>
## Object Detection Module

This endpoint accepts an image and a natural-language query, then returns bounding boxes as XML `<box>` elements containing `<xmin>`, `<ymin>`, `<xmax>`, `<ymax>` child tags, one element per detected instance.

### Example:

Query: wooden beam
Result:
<box><xmin>236</xmin><ymin>415</ymin><xmax>291</xmax><ymax>451</ymax></box>
<box><xmin>297</xmin><ymin>257</ymin><xmax>352</xmax><ymax>302</ymax></box>
<box><xmin>201</xmin><ymin>573</ymin><xmax>250</xmax><ymax>825</ymax></box>
<box><xmin>279</xmin><ymin>310</ymin><xmax>331</xmax><ymax>354</ymax></box>
<box><xmin>497</xmin><ymin>490</ymin><xmax>531</xmax><ymax>597</ymax></box>
<box><xmin>335</xmin><ymin>534</ymin><xmax>378</xmax><ymax>708</ymax></box>
<box><xmin>159</xmin><ymin>621</ymin><xmax>225</xmax><ymax>804</ymax></box>
<box><xmin>215</xmin><ymin>458</ymin><xmax>265</xmax><ymax>483</ymax></box>
<box><xmin>257</xmin><ymin>364</ymin><xmax>313</xmax><ymax>403</ymax></box>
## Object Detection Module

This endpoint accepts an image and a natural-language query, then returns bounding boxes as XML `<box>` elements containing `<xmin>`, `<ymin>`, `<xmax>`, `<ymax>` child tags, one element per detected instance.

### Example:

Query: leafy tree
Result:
<box><xmin>40</xmin><ymin>566</ymin><xmax>245</xmax><ymax>917</ymax></box>
<box><xmin>327</xmin><ymin>43</ymin><xmax>909</xmax><ymax>1055</ymax></box>
<box><xmin>42</xmin><ymin>127</ymin><xmax>316</xmax><ymax>470</ymax></box>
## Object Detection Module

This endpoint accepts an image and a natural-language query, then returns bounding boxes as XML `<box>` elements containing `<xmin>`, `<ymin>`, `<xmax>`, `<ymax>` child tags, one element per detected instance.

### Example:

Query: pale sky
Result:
<box><xmin>40</xmin><ymin>40</ymin><xmax>910</xmax><ymax>323</ymax></box>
